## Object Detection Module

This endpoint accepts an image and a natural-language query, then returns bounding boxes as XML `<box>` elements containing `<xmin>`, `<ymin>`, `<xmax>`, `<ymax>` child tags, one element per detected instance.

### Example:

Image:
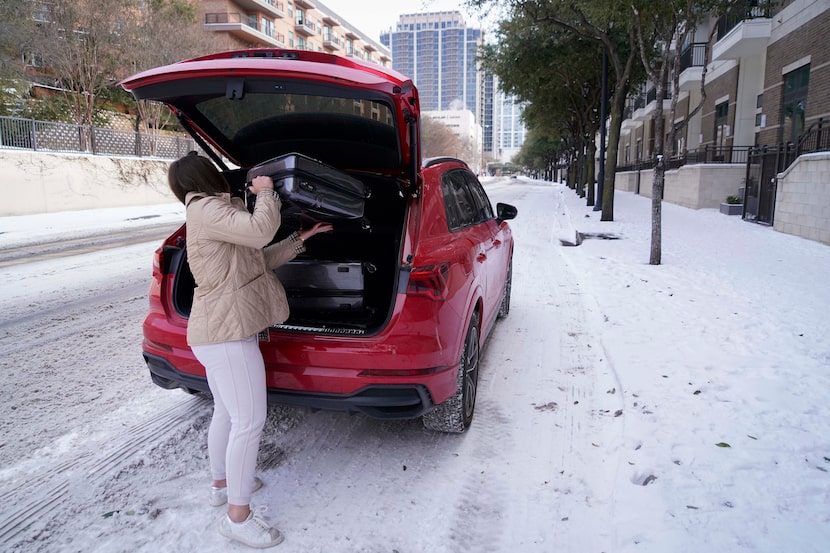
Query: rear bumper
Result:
<box><xmin>144</xmin><ymin>352</ymin><xmax>438</xmax><ymax>419</ymax></box>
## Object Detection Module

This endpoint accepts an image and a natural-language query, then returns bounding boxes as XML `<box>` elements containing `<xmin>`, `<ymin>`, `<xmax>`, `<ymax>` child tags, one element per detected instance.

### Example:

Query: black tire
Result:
<box><xmin>422</xmin><ymin>311</ymin><xmax>480</xmax><ymax>433</ymax></box>
<box><xmin>497</xmin><ymin>256</ymin><xmax>512</xmax><ymax>319</ymax></box>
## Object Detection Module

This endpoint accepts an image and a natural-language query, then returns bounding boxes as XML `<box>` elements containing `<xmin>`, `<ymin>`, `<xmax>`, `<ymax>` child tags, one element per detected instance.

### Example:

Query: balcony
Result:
<box><xmin>321</xmin><ymin>14</ymin><xmax>340</xmax><ymax>26</ymax></box>
<box><xmin>204</xmin><ymin>13</ymin><xmax>286</xmax><ymax>48</ymax></box>
<box><xmin>233</xmin><ymin>0</ymin><xmax>286</xmax><ymax>19</ymax></box>
<box><xmin>645</xmin><ymin>86</ymin><xmax>671</xmax><ymax>105</ymax></box>
<box><xmin>677</xmin><ymin>42</ymin><xmax>708</xmax><ymax>91</ymax></box>
<box><xmin>294</xmin><ymin>19</ymin><xmax>318</xmax><ymax>37</ymax></box>
<box><xmin>323</xmin><ymin>35</ymin><xmax>342</xmax><ymax>51</ymax></box>
<box><xmin>713</xmin><ymin>0</ymin><xmax>773</xmax><ymax>60</ymax></box>
<box><xmin>295</xmin><ymin>0</ymin><xmax>316</xmax><ymax>8</ymax></box>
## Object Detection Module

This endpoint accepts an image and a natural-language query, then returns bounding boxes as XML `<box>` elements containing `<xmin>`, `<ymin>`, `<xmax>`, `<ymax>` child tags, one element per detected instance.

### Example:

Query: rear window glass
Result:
<box><xmin>196</xmin><ymin>94</ymin><xmax>395</xmax><ymax>141</ymax></box>
<box><xmin>184</xmin><ymin>86</ymin><xmax>401</xmax><ymax>170</ymax></box>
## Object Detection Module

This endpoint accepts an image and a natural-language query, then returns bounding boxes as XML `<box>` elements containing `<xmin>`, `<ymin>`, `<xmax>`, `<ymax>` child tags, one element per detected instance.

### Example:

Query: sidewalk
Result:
<box><xmin>0</xmin><ymin>202</ymin><xmax>184</xmax><ymax>249</ymax></box>
<box><xmin>556</xmin><ymin>183</ymin><xmax>830</xmax><ymax>551</ymax></box>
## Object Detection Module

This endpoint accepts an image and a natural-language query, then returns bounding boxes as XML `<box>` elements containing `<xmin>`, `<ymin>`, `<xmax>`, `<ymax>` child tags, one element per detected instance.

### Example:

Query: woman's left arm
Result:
<box><xmin>264</xmin><ymin>222</ymin><xmax>333</xmax><ymax>269</ymax></box>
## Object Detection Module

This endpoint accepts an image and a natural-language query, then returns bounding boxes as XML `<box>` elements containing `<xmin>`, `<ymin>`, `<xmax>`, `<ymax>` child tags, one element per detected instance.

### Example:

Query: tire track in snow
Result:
<box><xmin>445</xmin><ymin>398</ymin><xmax>512</xmax><ymax>553</ymax></box>
<box><xmin>0</xmin><ymin>398</ymin><xmax>207</xmax><ymax>550</ymax></box>
<box><xmin>467</xmin><ymin>183</ymin><xmax>623</xmax><ymax>551</ymax></box>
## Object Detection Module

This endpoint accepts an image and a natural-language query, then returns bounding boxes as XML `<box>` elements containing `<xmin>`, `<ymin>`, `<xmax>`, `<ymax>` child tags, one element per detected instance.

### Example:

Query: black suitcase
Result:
<box><xmin>246</xmin><ymin>153</ymin><xmax>366</xmax><ymax>220</ymax></box>
<box><xmin>274</xmin><ymin>260</ymin><xmax>366</xmax><ymax>312</ymax></box>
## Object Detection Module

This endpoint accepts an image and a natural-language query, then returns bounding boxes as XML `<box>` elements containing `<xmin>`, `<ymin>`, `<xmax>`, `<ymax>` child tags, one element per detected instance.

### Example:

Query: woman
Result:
<box><xmin>168</xmin><ymin>152</ymin><xmax>331</xmax><ymax>548</ymax></box>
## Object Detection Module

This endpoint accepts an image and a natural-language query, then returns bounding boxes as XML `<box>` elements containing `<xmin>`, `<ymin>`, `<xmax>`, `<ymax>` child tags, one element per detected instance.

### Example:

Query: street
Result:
<box><xmin>2</xmin><ymin>177</ymin><xmax>828</xmax><ymax>552</ymax></box>
<box><xmin>0</xmin><ymin>179</ymin><xmax>622</xmax><ymax>552</ymax></box>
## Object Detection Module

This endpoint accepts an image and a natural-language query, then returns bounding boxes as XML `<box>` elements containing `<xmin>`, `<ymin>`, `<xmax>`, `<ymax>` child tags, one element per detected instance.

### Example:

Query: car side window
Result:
<box><xmin>441</xmin><ymin>170</ymin><xmax>479</xmax><ymax>231</ymax></box>
<box><xmin>464</xmin><ymin>172</ymin><xmax>495</xmax><ymax>221</ymax></box>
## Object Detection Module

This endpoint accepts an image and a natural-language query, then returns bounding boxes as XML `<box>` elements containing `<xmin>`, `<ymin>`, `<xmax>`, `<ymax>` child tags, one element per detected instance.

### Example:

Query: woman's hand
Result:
<box><xmin>299</xmin><ymin>222</ymin><xmax>334</xmax><ymax>242</ymax></box>
<box><xmin>249</xmin><ymin>175</ymin><xmax>274</xmax><ymax>194</ymax></box>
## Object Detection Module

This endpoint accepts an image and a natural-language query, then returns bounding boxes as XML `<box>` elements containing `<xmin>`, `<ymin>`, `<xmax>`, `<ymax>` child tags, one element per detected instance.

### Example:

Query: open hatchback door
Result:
<box><xmin>120</xmin><ymin>49</ymin><xmax>421</xmax><ymax>186</ymax></box>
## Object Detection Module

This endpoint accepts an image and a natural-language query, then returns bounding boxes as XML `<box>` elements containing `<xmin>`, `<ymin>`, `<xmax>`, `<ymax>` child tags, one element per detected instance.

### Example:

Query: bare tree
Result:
<box><xmin>130</xmin><ymin>1</ymin><xmax>222</xmax><ymax>130</ymax></box>
<box><xmin>30</xmin><ymin>0</ymin><xmax>137</xmax><ymax>134</ymax></box>
<box><xmin>421</xmin><ymin>114</ymin><xmax>467</xmax><ymax>161</ymax></box>
<box><xmin>631</xmin><ymin>0</ymin><xmax>721</xmax><ymax>265</ymax></box>
<box><xmin>126</xmin><ymin>1</ymin><xmax>223</xmax><ymax>152</ymax></box>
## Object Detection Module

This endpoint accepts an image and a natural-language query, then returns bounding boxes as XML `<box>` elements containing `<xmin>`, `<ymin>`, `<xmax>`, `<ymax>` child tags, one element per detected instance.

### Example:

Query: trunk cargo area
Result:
<box><xmin>170</xmin><ymin>171</ymin><xmax>407</xmax><ymax>335</ymax></box>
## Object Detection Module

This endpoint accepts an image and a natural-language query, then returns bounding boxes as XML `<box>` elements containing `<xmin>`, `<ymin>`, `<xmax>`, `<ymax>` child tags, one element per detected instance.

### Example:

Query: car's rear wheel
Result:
<box><xmin>497</xmin><ymin>256</ymin><xmax>512</xmax><ymax>319</ymax></box>
<box><xmin>422</xmin><ymin>311</ymin><xmax>480</xmax><ymax>433</ymax></box>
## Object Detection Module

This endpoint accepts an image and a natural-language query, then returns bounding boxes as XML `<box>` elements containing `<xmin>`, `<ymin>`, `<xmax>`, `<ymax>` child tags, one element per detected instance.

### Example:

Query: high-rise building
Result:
<box><xmin>496</xmin><ymin>90</ymin><xmax>528</xmax><ymax>163</ymax></box>
<box><xmin>380</xmin><ymin>12</ymin><xmax>481</xmax><ymax>115</ymax></box>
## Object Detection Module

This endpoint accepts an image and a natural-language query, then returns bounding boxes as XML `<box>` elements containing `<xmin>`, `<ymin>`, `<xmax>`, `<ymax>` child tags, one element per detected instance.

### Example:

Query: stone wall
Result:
<box><xmin>773</xmin><ymin>152</ymin><xmax>830</xmax><ymax>245</ymax></box>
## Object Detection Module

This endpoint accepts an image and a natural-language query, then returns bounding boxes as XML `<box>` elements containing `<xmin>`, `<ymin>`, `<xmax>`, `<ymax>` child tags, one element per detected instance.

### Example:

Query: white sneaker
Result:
<box><xmin>209</xmin><ymin>476</ymin><xmax>264</xmax><ymax>507</ymax></box>
<box><xmin>219</xmin><ymin>508</ymin><xmax>284</xmax><ymax>549</ymax></box>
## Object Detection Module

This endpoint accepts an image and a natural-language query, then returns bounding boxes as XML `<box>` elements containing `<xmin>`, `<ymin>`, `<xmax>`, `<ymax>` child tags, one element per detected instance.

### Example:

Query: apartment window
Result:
<box><xmin>288</xmin><ymin>31</ymin><xmax>294</xmax><ymax>47</ymax></box>
<box><xmin>714</xmin><ymin>100</ymin><xmax>729</xmax><ymax>149</ymax></box>
<box><xmin>780</xmin><ymin>64</ymin><xmax>810</xmax><ymax>143</ymax></box>
<box><xmin>22</xmin><ymin>51</ymin><xmax>45</xmax><ymax>68</ymax></box>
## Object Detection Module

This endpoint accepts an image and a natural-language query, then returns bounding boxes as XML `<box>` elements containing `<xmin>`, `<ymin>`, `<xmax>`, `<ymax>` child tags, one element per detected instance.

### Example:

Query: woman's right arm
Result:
<box><xmin>196</xmin><ymin>177</ymin><xmax>282</xmax><ymax>248</ymax></box>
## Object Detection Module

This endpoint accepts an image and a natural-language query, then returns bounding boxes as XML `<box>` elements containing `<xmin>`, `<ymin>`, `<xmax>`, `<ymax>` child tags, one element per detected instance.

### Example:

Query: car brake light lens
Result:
<box><xmin>152</xmin><ymin>246</ymin><xmax>163</xmax><ymax>277</ymax></box>
<box><xmin>407</xmin><ymin>263</ymin><xmax>450</xmax><ymax>301</ymax></box>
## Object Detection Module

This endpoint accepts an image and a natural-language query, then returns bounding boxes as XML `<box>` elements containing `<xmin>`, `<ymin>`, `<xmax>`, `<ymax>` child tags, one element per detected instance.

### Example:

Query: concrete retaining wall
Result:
<box><xmin>614</xmin><ymin>164</ymin><xmax>746</xmax><ymax>209</ymax></box>
<box><xmin>0</xmin><ymin>149</ymin><xmax>175</xmax><ymax>216</ymax></box>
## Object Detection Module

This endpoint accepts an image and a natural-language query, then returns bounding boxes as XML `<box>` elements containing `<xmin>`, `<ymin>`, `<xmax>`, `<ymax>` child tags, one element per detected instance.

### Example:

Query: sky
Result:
<box><xmin>1</xmin><ymin>177</ymin><xmax>828</xmax><ymax>551</ymax></box>
<box><xmin>320</xmin><ymin>0</ymin><xmax>492</xmax><ymax>42</ymax></box>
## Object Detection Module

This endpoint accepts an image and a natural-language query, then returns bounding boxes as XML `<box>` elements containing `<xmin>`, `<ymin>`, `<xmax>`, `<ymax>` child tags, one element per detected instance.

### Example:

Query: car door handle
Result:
<box><xmin>477</xmin><ymin>253</ymin><xmax>487</xmax><ymax>263</ymax></box>
<box><xmin>493</xmin><ymin>239</ymin><xmax>502</xmax><ymax>247</ymax></box>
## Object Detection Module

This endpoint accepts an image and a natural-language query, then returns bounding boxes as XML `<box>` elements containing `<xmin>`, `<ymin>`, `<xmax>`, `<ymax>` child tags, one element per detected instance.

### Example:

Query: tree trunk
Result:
<box><xmin>649</xmin><ymin>76</ymin><xmax>667</xmax><ymax>265</ymax></box>
<box><xmin>601</xmin><ymin>88</ymin><xmax>627</xmax><ymax>221</ymax></box>
<box><xmin>650</xmin><ymin>156</ymin><xmax>664</xmax><ymax>265</ymax></box>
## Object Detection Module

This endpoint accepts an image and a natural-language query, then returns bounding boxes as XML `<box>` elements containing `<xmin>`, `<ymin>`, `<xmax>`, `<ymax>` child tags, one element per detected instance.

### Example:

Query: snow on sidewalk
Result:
<box><xmin>556</xmin><ymin>184</ymin><xmax>830</xmax><ymax>551</ymax></box>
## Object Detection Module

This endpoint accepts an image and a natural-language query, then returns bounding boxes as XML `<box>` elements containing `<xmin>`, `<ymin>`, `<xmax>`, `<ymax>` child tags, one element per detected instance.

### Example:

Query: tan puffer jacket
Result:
<box><xmin>184</xmin><ymin>191</ymin><xmax>305</xmax><ymax>346</ymax></box>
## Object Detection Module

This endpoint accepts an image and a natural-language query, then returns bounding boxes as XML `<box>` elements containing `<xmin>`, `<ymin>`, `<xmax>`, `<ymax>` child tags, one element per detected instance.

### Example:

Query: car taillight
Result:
<box><xmin>407</xmin><ymin>263</ymin><xmax>450</xmax><ymax>301</ymax></box>
<box><xmin>152</xmin><ymin>246</ymin><xmax>163</xmax><ymax>277</ymax></box>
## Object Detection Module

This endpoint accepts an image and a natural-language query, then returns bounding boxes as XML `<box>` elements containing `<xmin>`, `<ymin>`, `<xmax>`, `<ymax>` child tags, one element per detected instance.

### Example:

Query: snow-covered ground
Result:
<box><xmin>0</xmin><ymin>177</ymin><xmax>828</xmax><ymax>552</ymax></box>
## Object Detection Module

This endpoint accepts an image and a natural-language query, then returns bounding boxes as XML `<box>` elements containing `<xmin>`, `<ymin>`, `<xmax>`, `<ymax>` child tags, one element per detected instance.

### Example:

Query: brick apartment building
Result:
<box><xmin>615</xmin><ymin>0</ymin><xmax>830</xmax><ymax>245</ymax></box>
<box><xmin>199</xmin><ymin>0</ymin><xmax>390</xmax><ymax>66</ymax></box>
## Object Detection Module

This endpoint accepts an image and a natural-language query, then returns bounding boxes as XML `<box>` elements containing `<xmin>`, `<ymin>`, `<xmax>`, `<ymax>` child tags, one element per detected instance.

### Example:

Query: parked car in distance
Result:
<box><xmin>120</xmin><ymin>49</ymin><xmax>517</xmax><ymax>432</ymax></box>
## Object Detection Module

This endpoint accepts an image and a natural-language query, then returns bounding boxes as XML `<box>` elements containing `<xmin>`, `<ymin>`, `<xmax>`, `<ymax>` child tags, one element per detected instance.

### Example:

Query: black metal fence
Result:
<box><xmin>616</xmin><ymin>145</ymin><xmax>752</xmax><ymax>173</ymax></box>
<box><xmin>0</xmin><ymin>115</ymin><xmax>197</xmax><ymax>159</ymax></box>
<box><xmin>679</xmin><ymin>43</ymin><xmax>708</xmax><ymax>72</ymax></box>
<box><xmin>744</xmin><ymin>118</ymin><xmax>829</xmax><ymax>224</ymax></box>
<box><xmin>717</xmin><ymin>0</ymin><xmax>776</xmax><ymax>39</ymax></box>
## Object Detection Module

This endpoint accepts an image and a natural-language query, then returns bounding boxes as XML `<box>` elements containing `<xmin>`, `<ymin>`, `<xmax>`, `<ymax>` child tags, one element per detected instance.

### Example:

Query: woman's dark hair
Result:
<box><xmin>168</xmin><ymin>151</ymin><xmax>229</xmax><ymax>204</ymax></box>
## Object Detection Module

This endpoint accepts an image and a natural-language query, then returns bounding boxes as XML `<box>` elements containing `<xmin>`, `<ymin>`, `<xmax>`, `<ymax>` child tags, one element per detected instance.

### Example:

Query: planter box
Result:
<box><xmin>720</xmin><ymin>202</ymin><xmax>743</xmax><ymax>215</ymax></box>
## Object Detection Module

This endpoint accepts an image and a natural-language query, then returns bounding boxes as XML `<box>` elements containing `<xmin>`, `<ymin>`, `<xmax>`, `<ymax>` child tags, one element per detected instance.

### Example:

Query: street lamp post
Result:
<box><xmin>594</xmin><ymin>51</ymin><xmax>608</xmax><ymax>211</ymax></box>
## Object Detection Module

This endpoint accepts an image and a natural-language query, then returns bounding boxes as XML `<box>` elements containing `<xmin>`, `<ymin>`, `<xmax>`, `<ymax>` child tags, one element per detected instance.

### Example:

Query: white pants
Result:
<box><xmin>191</xmin><ymin>336</ymin><xmax>267</xmax><ymax>506</ymax></box>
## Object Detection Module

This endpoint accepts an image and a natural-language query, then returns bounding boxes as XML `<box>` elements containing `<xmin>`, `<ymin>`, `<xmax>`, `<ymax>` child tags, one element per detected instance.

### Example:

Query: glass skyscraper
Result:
<box><xmin>380</xmin><ymin>12</ymin><xmax>481</xmax><ymax>115</ymax></box>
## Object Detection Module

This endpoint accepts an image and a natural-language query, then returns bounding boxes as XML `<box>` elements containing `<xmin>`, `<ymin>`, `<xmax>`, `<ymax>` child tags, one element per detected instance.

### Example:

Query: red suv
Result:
<box><xmin>121</xmin><ymin>49</ymin><xmax>516</xmax><ymax>432</ymax></box>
